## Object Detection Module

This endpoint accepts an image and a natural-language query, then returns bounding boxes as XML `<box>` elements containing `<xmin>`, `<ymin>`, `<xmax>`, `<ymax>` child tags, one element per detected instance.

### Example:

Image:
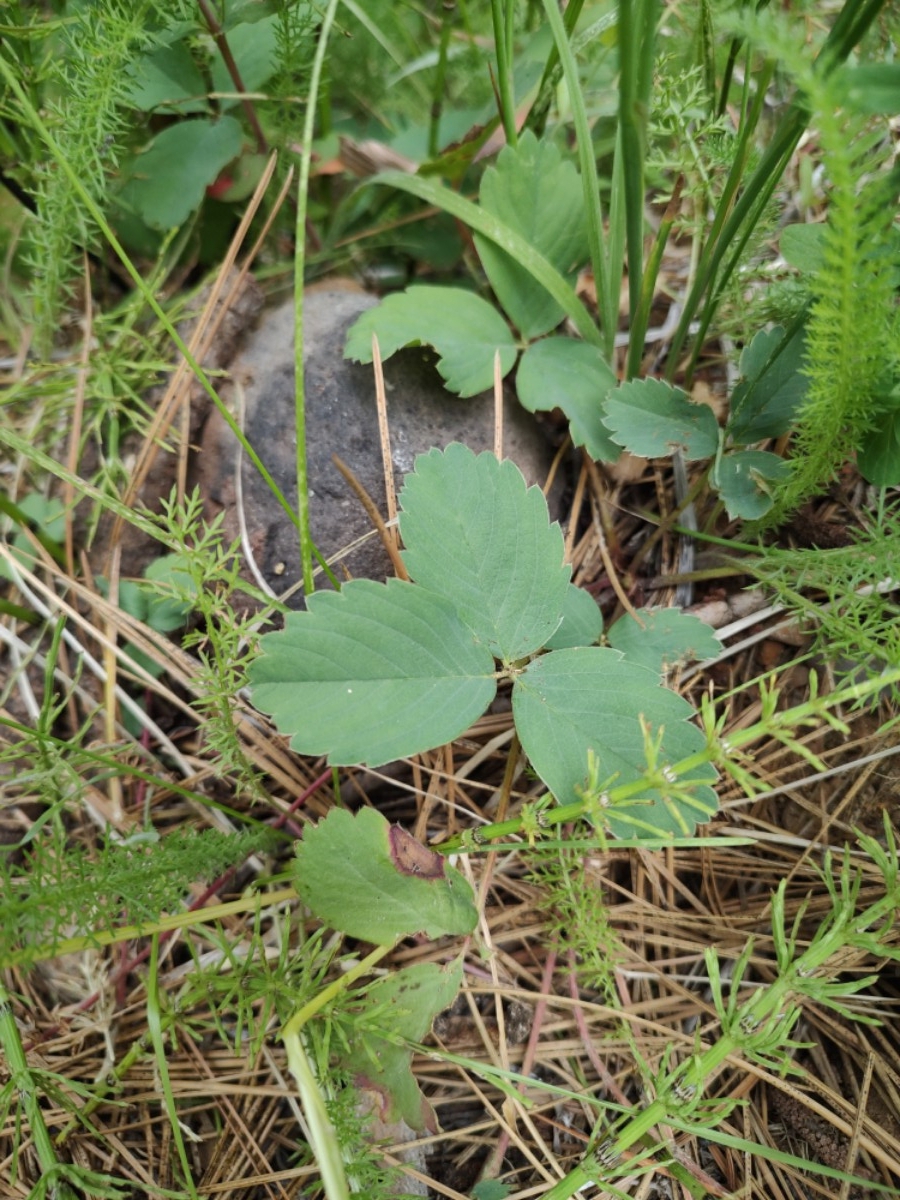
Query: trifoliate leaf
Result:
<box><xmin>399</xmin><ymin>445</ymin><xmax>570</xmax><ymax>662</ymax></box>
<box><xmin>512</xmin><ymin>648</ymin><xmax>718</xmax><ymax>837</ymax></box>
<box><xmin>544</xmin><ymin>584</ymin><xmax>604</xmax><ymax>650</ymax></box>
<box><xmin>607</xmin><ymin>608</ymin><xmax>721</xmax><ymax>674</ymax></box>
<box><xmin>727</xmin><ymin>324</ymin><xmax>809</xmax><ymax>443</ymax></box>
<box><xmin>248</xmin><ymin>578</ymin><xmax>496</xmax><ymax>765</ymax></box>
<box><xmin>713</xmin><ymin>450</ymin><xmax>792</xmax><ymax>519</ymax></box>
<box><xmin>516</xmin><ymin>337</ymin><xmax>620</xmax><ymax>461</ymax></box>
<box><xmin>475</xmin><ymin>131</ymin><xmax>588</xmax><ymax>338</ymax></box>
<box><xmin>294</xmin><ymin>808</ymin><xmax>476</xmax><ymax>944</ymax></box>
<box><xmin>603</xmin><ymin>379</ymin><xmax>719</xmax><ymax>460</ymax></box>
<box><xmin>210</xmin><ymin>16</ymin><xmax>279</xmax><ymax>108</ymax></box>
<box><xmin>341</xmin><ymin>959</ymin><xmax>464</xmax><ymax>1131</ymax></box>
<box><xmin>343</xmin><ymin>286</ymin><xmax>518</xmax><ymax>397</ymax></box>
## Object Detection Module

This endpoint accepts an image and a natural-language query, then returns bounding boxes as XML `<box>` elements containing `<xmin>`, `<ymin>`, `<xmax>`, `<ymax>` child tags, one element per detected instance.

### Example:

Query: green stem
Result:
<box><xmin>295</xmin><ymin>0</ymin><xmax>341</xmax><ymax>595</ymax></box>
<box><xmin>439</xmin><ymin>665</ymin><xmax>900</xmax><ymax>852</ymax></box>
<box><xmin>0</xmin><ymin>981</ymin><xmax>78</xmax><ymax>1196</ymax></box>
<box><xmin>491</xmin><ymin>0</ymin><xmax>518</xmax><ymax>147</ymax></box>
<box><xmin>539</xmin><ymin>0</ymin><xmax>611</xmax><ymax>356</ymax></box>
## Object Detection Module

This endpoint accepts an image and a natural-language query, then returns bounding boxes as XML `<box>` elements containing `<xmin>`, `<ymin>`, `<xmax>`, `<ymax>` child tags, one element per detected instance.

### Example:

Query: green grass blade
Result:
<box><xmin>294</xmin><ymin>0</ymin><xmax>341</xmax><ymax>595</ymax></box>
<box><xmin>539</xmin><ymin>0</ymin><xmax>612</xmax><ymax>356</ymax></box>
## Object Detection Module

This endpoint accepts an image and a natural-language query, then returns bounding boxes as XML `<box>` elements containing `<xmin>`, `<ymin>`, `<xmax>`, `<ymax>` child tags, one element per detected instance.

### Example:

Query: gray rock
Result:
<box><xmin>199</xmin><ymin>288</ymin><xmax>560</xmax><ymax>603</ymax></box>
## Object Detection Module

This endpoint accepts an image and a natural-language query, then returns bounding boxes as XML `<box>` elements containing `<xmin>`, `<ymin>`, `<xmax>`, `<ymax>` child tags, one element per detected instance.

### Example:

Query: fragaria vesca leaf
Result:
<box><xmin>512</xmin><ymin>648</ymin><xmax>718</xmax><ymax>837</ymax></box>
<box><xmin>293</xmin><ymin>808</ymin><xmax>477</xmax><ymax>944</ymax></box>
<box><xmin>607</xmin><ymin>608</ymin><xmax>721</xmax><ymax>674</ymax></box>
<box><xmin>516</xmin><ymin>337</ymin><xmax>620</xmax><ymax>462</ymax></box>
<box><xmin>341</xmin><ymin>959</ymin><xmax>464</xmax><ymax>1131</ymax></box>
<box><xmin>603</xmin><ymin>378</ymin><xmax>719</xmax><ymax>461</ymax></box>
<box><xmin>475</xmin><ymin>131</ymin><xmax>588</xmax><ymax>339</ymax></box>
<box><xmin>544</xmin><ymin>583</ymin><xmax>604</xmax><ymax>650</ymax></box>
<box><xmin>343</xmin><ymin>285</ymin><xmax>517</xmax><ymax>397</ymax></box>
<box><xmin>712</xmin><ymin>450</ymin><xmax>792</xmax><ymax>520</ymax></box>
<box><xmin>247</xmin><ymin>578</ymin><xmax>496</xmax><ymax>765</ymax></box>
<box><xmin>399</xmin><ymin>445</ymin><xmax>570</xmax><ymax>661</ymax></box>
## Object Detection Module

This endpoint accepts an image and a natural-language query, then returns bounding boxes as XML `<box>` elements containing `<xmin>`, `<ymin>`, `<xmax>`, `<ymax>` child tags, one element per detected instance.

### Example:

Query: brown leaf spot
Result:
<box><xmin>389</xmin><ymin>825</ymin><xmax>445</xmax><ymax>879</ymax></box>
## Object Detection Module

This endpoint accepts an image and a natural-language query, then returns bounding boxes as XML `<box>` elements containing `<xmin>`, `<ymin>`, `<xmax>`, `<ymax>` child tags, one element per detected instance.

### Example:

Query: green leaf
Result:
<box><xmin>837</xmin><ymin>62</ymin><xmax>900</xmax><ymax>115</ymax></box>
<box><xmin>356</xmin><ymin>170</ymin><xmax>603</xmax><ymax>347</ymax></box>
<box><xmin>727</xmin><ymin>324</ymin><xmax>809</xmax><ymax>443</ymax></box>
<box><xmin>142</xmin><ymin>553</ymin><xmax>196</xmax><ymax>632</ymax></box>
<box><xmin>247</xmin><ymin>578</ymin><xmax>496</xmax><ymax>765</ymax></box>
<box><xmin>472</xmin><ymin>1183</ymin><xmax>512</xmax><ymax>1200</ymax></box>
<box><xmin>294</xmin><ymin>808</ymin><xmax>477</xmax><ymax>943</ymax></box>
<box><xmin>603</xmin><ymin>379</ymin><xmax>719</xmax><ymax>460</ymax></box>
<box><xmin>475</xmin><ymin>132</ymin><xmax>588</xmax><ymax>339</ymax></box>
<box><xmin>344</xmin><ymin>286</ymin><xmax>518</xmax><ymax>398</ymax></box>
<box><xmin>780</xmin><ymin>224</ymin><xmax>826</xmax><ymax>275</ymax></box>
<box><xmin>858</xmin><ymin>391</ymin><xmax>900</xmax><ymax>486</ymax></box>
<box><xmin>127</xmin><ymin>44</ymin><xmax>209</xmax><ymax>113</ymax></box>
<box><xmin>544</xmin><ymin>584</ymin><xmax>604</xmax><ymax>650</ymax></box>
<box><xmin>399</xmin><ymin>445</ymin><xmax>570</xmax><ymax>661</ymax></box>
<box><xmin>713</xmin><ymin>450</ymin><xmax>792</xmax><ymax>520</ymax></box>
<box><xmin>341</xmin><ymin>959</ymin><xmax>464</xmax><ymax>1130</ymax></box>
<box><xmin>210</xmin><ymin>16</ymin><xmax>279</xmax><ymax>107</ymax></box>
<box><xmin>121</xmin><ymin>117</ymin><xmax>243</xmax><ymax>229</ymax></box>
<box><xmin>516</xmin><ymin>337</ymin><xmax>620</xmax><ymax>461</ymax></box>
<box><xmin>512</xmin><ymin>648</ymin><xmax>718</xmax><ymax>837</ymax></box>
<box><xmin>607</xmin><ymin>608</ymin><xmax>721</xmax><ymax>674</ymax></box>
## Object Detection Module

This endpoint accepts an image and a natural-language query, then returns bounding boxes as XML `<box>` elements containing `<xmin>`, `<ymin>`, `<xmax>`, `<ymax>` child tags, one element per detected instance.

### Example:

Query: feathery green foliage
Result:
<box><xmin>753</xmin><ymin>21</ymin><xmax>900</xmax><ymax>520</ymax></box>
<box><xmin>12</xmin><ymin>1</ymin><xmax>153</xmax><ymax>349</ymax></box>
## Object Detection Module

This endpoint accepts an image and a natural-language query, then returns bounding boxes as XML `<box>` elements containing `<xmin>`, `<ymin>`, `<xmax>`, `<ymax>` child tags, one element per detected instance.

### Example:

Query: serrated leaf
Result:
<box><xmin>475</xmin><ymin>132</ymin><xmax>587</xmax><ymax>338</ymax></box>
<box><xmin>544</xmin><ymin>583</ymin><xmax>604</xmax><ymax>650</ymax></box>
<box><xmin>294</xmin><ymin>808</ymin><xmax>477</xmax><ymax>943</ymax></box>
<box><xmin>248</xmin><ymin>578</ymin><xmax>496</xmax><ymax>765</ymax></box>
<box><xmin>516</xmin><ymin>337</ymin><xmax>620</xmax><ymax>461</ymax></box>
<box><xmin>607</xmin><ymin>608</ymin><xmax>721</xmax><ymax>674</ymax></box>
<box><xmin>399</xmin><ymin>445</ymin><xmax>570</xmax><ymax>661</ymax></box>
<box><xmin>603</xmin><ymin>379</ymin><xmax>719</xmax><ymax>460</ymax></box>
<box><xmin>512</xmin><ymin>648</ymin><xmax>718</xmax><ymax>837</ymax></box>
<box><xmin>344</xmin><ymin>286</ymin><xmax>518</xmax><ymax>397</ymax></box>
<box><xmin>713</xmin><ymin>450</ymin><xmax>792</xmax><ymax>519</ymax></box>
<box><xmin>341</xmin><ymin>959</ymin><xmax>463</xmax><ymax>1130</ymax></box>
<box><xmin>727</xmin><ymin>324</ymin><xmax>809</xmax><ymax>443</ymax></box>
<box><xmin>122</xmin><ymin>117</ymin><xmax>242</xmax><ymax>229</ymax></box>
